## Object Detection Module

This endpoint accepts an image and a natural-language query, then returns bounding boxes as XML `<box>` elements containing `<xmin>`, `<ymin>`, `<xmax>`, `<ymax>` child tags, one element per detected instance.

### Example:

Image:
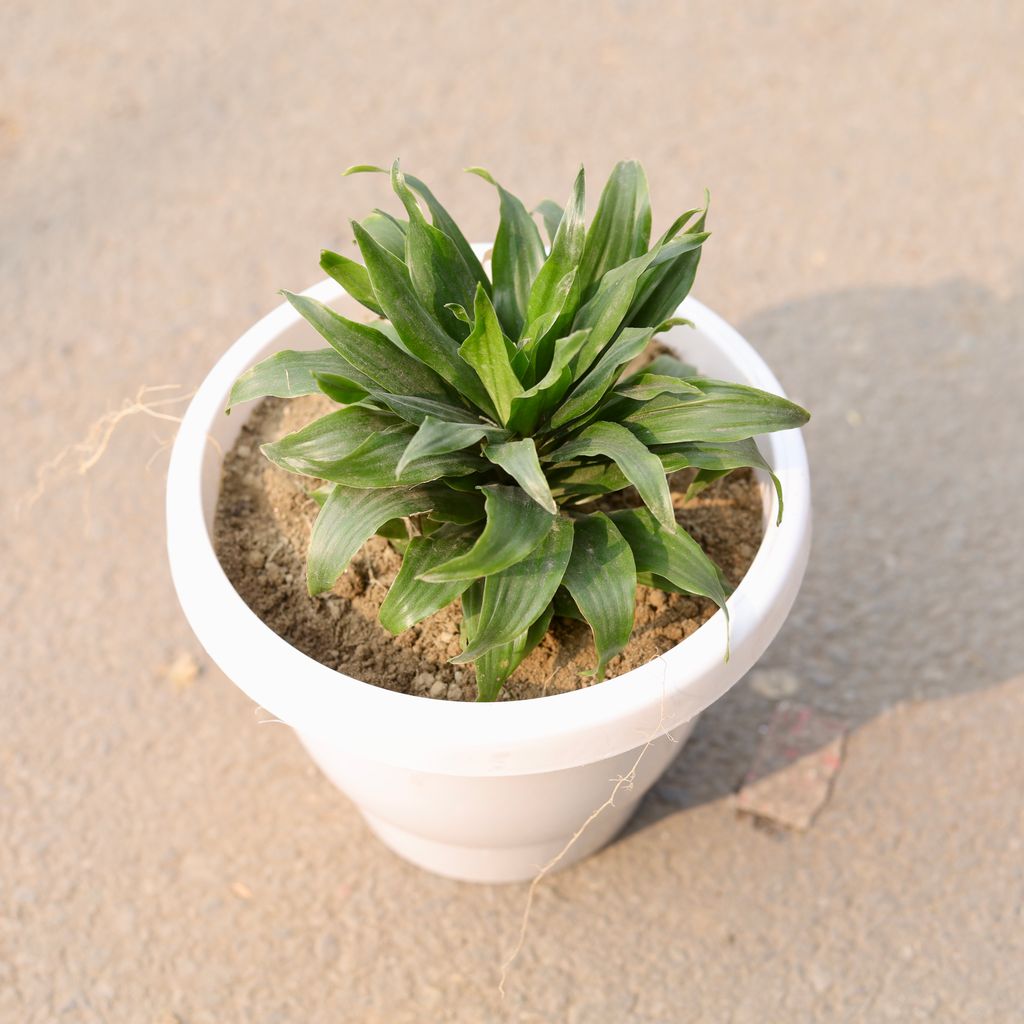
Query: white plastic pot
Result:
<box><xmin>166</xmin><ymin>267</ymin><xmax>811</xmax><ymax>884</ymax></box>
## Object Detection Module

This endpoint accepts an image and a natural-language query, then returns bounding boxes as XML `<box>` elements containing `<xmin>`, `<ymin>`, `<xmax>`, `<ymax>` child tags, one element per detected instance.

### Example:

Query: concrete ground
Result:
<box><xmin>2</xmin><ymin>2</ymin><xmax>1023</xmax><ymax>1020</ymax></box>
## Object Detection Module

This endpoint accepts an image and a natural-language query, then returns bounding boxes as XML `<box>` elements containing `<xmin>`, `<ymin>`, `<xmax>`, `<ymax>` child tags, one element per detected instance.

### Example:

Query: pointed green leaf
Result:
<box><xmin>621</xmin><ymin>354</ymin><xmax>697</xmax><ymax>384</ymax></box>
<box><xmin>563</xmin><ymin>513</ymin><xmax>637</xmax><ymax>679</ymax></box>
<box><xmin>659</xmin><ymin>438</ymin><xmax>784</xmax><ymax>524</ymax></box>
<box><xmin>391</xmin><ymin>162</ymin><xmax>477</xmax><ymax>339</ymax></box>
<box><xmin>353</xmin><ymin>220</ymin><xmax>496</xmax><ymax>417</ymax></box>
<box><xmin>550</xmin><ymin>326</ymin><xmax>654</xmax><ymax>429</ymax></box>
<box><xmin>319</xmin><ymin>250</ymin><xmax>382</xmax><ymax>315</ymax></box>
<box><xmin>395</xmin><ymin>415</ymin><xmax>506</xmax><ymax>478</ymax></box>
<box><xmin>533</xmin><ymin>199</ymin><xmax>564</xmax><ymax>245</ymax></box>
<box><xmin>506</xmin><ymin>328</ymin><xmax>590</xmax><ymax>435</ymax></box>
<box><xmin>614</xmin><ymin>373</ymin><xmax>703</xmax><ymax>402</ymax></box>
<box><xmin>484</xmin><ymin>438</ymin><xmax>557</xmax><ymax>513</ymax></box>
<box><xmin>451</xmin><ymin>516</ymin><xmax>574</xmax><ymax>663</ymax></box>
<box><xmin>421</xmin><ymin>485</ymin><xmax>555</xmax><ymax>582</ymax></box>
<box><xmin>467</xmin><ymin>167</ymin><xmax>545</xmax><ymax>339</ymax></box>
<box><xmin>312</xmin><ymin>428</ymin><xmax>484</xmax><ymax>486</ymax></box>
<box><xmin>424</xmin><ymin>486</ymin><xmax>486</xmax><ymax>524</ymax></box>
<box><xmin>313</xmin><ymin>371</ymin><xmax>371</xmax><ymax>405</ymax></box>
<box><xmin>282</xmin><ymin>291</ymin><xmax>453</xmax><ymax>404</ymax></box>
<box><xmin>472</xmin><ymin>600</ymin><xmax>554</xmax><ymax>702</ymax></box>
<box><xmin>628</xmin><ymin>193</ymin><xmax>709</xmax><ymax>329</ymax></box>
<box><xmin>546</xmin><ymin>421</ymin><xmax>674</xmax><ymax>530</ymax></box>
<box><xmin>526</xmin><ymin>166</ymin><xmax>585</xmax><ymax>326</ymax></box>
<box><xmin>359</xmin><ymin>210</ymin><xmax>407</xmax><ymax>259</ymax></box>
<box><xmin>308</xmin><ymin>484</ymin><xmax>451</xmax><ymax>594</ymax></box>
<box><xmin>608</xmin><ymin>507</ymin><xmax>730</xmax><ymax>648</ymax></box>
<box><xmin>366</xmin><ymin>390</ymin><xmax>491</xmax><ymax>428</ymax></box>
<box><xmin>619</xmin><ymin>379</ymin><xmax>810</xmax><ymax>444</ymax></box>
<box><xmin>228</xmin><ymin>349</ymin><xmax>370</xmax><ymax>409</ymax></box>
<box><xmin>344</xmin><ymin>163</ymin><xmax>491</xmax><ymax>296</ymax></box>
<box><xmin>457</xmin><ymin>285</ymin><xmax>524</xmax><ymax>425</ymax></box>
<box><xmin>578</xmin><ymin>160</ymin><xmax>652</xmax><ymax>299</ymax></box>
<box><xmin>261</xmin><ymin>407</ymin><xmax>400</xmax><ymax>475</ymax></box>
<box><xmin>520</xmin><ymin>268</ymin><xmax>580</xmax><ymax>381</ymax></box>
<box><xmin>571</xmin><ymin>232</ymin><xmax>708</xmax><ymax>375</ymax></box>
<box><xmin>378</xmin><ymin>533</ymin><xmax>476</xmax><ymax>634</ymax></box>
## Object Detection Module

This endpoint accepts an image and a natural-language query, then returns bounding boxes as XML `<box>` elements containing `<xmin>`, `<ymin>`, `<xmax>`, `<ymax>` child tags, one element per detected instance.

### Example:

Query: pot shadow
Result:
<box><xmin>619</xmin><ymin>274</ymin><xmax>1024</xmax><ymax>838</ymax></box>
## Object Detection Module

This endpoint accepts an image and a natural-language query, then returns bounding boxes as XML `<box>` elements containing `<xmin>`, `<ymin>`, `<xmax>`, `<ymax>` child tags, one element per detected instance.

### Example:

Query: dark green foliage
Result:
<box><xmin>232</xmin><ymin>161</ymin><xmax>809</xmax><ymax>699</ymax></box>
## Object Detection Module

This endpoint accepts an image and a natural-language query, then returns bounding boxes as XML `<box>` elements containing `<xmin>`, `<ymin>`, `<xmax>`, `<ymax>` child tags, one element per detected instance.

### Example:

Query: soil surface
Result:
<box><xmin>214</xmin><ymin>394</ymin><xmax>764</xmax><ymax>700</ymax></box>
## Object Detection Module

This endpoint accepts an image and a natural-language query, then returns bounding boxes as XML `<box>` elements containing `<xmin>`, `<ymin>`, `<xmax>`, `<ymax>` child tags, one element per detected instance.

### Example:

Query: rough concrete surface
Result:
<box><xmin>2</xmin><ymin>2</ymin><xmax>1023</xmax><ymax>1021</ymax></box>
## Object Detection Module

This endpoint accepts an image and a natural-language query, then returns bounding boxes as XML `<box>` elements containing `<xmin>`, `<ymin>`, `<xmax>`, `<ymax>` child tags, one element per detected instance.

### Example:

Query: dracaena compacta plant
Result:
<box><xmin>228</xmin><ymin>160</ymin><xmax>809</xmax><ymax>701</ymax></box>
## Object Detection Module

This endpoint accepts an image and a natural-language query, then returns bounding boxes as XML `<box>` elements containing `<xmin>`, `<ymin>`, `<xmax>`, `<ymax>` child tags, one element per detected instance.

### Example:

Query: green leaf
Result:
<box><xmin>228</xmin><ymin>349</ymin><xmax>370</xmax><ymax>409</ymax></box>
<box><xmin>628</xmin><ymin>192</ymin><xmax>709</xmax><ymax>329</ymax></box>
<box><xmin>366</xmin><ymin>391</ymin><xmax>487</xmax><ymax>428</ymax></box>
<box><xmin>353</xmin><ymin>220</ymin><xmax>497</xmax><ymax>417</ymax></box>
<box><xmin>571</xmin><ymin>233</ymin><xmax>708</xmax><ymax>375</ymax></box>
<box><xmin>562</xmin><ymin>513</ymin><xmax>636</xmax><ymax>679</ymax></box>
<box><xmin>506</xmin><ymin>329</ymin><xmax>590</xmax><ymax>435</ymax></box>
<box><xmin>391</xmin><ymin>161</ymin><xmax>478</xmax><ymax>339</ymax></box>
<box><xmin>484</xmin><ymin>438</ymin><xmax>557</xmax><ymax>513</ymax></box>
<box><xmin>467</xmin><ymin>167</ymin><xmax>545</xmax><ymax>339</ymax></box>
<box><xmin>282</xmin><ymin>291</ymin><xmax>453</xmax><ymax>405</ymax></box>
<box><xmin>526</xmin><ymin>166</ymin><xmax>585</xmax><ymax>327</ymax></box>
<box><xmin>395</xmin><ymin>415</ymin><xmax>506</xmax><ymax>478</ymax></box>
<box><xmin>618</xmin><ymin>379</ymin><xmax>810</xmax><ymax>444</ymax></box>
<box><xmin>520</xmin><ymin>269</ymin><xmax>580</xmax><ymax>381</ymax></box>
<box><xmin>344</xmin><ymin>163</ymin><xmax>491</xmax><ymax>296</ymax></box>
<box><xmin>621</xmin><ymin>354</ymin><xmax>697</xmax><ymax>383</ymax></box>
<box><xmin>451</xmin><ymin>516</ymin><xmax>574</xmax><ymax>663</ymax></box>
<box><xmin>359</xmin><ymin>210</ymin><xmax>408</xmax><ymax>260</ymax></box>
<box><xmin>457</xmin><ymin>285</ymin><xmax>524</xmax><ymax>425</ymax></box>
<box><xmin>319</xmin><ymin>249</ymin><xmax>382</xmax><ymax>315</ymax></box>
<box><xmin>378</xmin><ymin>533</ymin><xmax>475</xmax><ymax>634</ymax></box>
<box><xmin>313</xmin><ymin>372</ymin><xmax>370</xmax><ymax>405</ymax></box>
<box><xmin>308</xmin><ymin>484</ymin><xmax>455</xmax><ymax>594</ymax></box>
<box><xmin>608</xmin><ymin>507</ymin><xmax>730</xmax><ymax>650</ymax></box>
<box><xmin>533</xmin><ymin>199</ymin><xmax>564</xmax><ymax>245</ymax></box>
<box><xmin>546</xmin><ymin>421</ymin><xmax>675</xmax><ymax>530</ymax></box>
<box><xmin>614</xmin><ymin>373</ymin><xmax>702</xmax><ymax>402</ymax></box>
<box><xmin>261</xmin><ymin>407</ymin><xmax>400</xmax><ymax>475</ymax></box>
<box><xmin>424</xmin><ymin>486</ymin><xmax>486</xmax><ymax>524</ymax></box>
<box><xmin>549</xmin><ymin>326</ymin><xmax>654</xmax><ymax>429</ymax></box>
<box><xmin>420</xmin><ymin>485</ymin><xmax>555</xmax><ymax>582</ymax></box>
<box><xmin>659</xmin><ymin>438</ymin><xmax>784</xmax><ymax>524</ymax></box>
<box><xmin>472</xmin><ymin>600</ymin><xmax>554</xmax><ymax>702</ymax></box>
<box><xmin>578</xmin><ymin>160</ymin><xmax>652</xmax><ymax>299</ymax></box>
<box><xmin>311</xmin><ymin>428</ymin><xmax>484</xmax><ymax>486</ymax></box>
<box><xmin>549</xmin><ymin>458</ymin><xmax>631</xmax><ymax>497</ymax></box>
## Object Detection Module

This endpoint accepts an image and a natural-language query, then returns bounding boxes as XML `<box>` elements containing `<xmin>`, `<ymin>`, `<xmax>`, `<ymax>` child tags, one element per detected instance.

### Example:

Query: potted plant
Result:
<box><xmin>166</xmin><ymin>161</ymin><xmax>811</xmax><ymax>882</ymax></box>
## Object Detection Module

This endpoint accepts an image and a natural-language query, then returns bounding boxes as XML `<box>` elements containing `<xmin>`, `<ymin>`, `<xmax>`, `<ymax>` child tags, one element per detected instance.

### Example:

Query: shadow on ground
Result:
<box><xmin>622</xmin><ymin>275</ymin><xmax>1024</xmax><ymax>837</ymax></box>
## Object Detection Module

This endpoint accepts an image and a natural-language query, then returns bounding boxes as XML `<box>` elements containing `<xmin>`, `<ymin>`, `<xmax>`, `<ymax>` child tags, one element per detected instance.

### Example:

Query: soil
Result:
<box><xmin>213</xmin><ymin>394</ymin><xmax>765</xmax><ymax>701</ymax></box>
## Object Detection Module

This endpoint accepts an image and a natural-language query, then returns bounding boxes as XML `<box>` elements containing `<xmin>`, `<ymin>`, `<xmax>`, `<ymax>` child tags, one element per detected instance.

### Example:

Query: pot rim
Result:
<box><xmin>166</xmin><ymin>276</ymin><xmax>811</xmax><ymax>776</ymax></box>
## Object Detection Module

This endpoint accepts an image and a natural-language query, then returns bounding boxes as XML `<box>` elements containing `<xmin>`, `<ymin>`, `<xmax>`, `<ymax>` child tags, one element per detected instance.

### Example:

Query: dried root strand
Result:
<box><xmin>20</xmin><ymin>384</ymin><xmax>197</xmax><ymax>514</ymax></box>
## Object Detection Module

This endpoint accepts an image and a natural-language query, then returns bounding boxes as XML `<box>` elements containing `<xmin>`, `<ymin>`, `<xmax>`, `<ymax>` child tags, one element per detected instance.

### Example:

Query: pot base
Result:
<box><xmin>362</xmin><ymin>806</ymin><xmax>633</xmax><ymax>884</ymax></box>
<box><xmin>298</xmin><ymin>720</ymin><xmax>697</xmax><ymax>884</ymax></box>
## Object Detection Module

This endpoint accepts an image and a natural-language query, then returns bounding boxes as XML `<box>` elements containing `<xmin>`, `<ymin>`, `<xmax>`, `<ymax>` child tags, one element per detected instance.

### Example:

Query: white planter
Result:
<box><xmin>166</xmin><ymin>271</ymin><xmax>811</xmax><ymax>884</ymax></box>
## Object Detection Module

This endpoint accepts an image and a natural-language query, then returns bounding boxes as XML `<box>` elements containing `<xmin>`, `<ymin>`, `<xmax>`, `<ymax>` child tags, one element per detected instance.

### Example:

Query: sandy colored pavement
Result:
<box><xmin>2</xmin><ymin>2</ymin><xmax>1023</xmax><ymax>1021</ymax></box>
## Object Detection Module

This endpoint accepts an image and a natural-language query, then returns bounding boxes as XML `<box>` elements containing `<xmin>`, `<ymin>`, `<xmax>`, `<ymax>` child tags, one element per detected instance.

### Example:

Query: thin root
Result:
<box><xmin>498</xmin><ymin>660</ymin><xmax>675</xmax><ymax>995</ymax></box>
<box><xmin>20</xmin><ymin>384</ymin><xmax>197</xmax><ymax>514</ymax></box>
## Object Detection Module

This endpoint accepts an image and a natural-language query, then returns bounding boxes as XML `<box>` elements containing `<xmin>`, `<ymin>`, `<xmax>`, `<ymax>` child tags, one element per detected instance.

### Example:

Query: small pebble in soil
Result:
<box><xmin>246</xmin><ymin>548</ymin><xmax>265</xmax><ymax>569</ymax></box>
<box><xmin>413</xmin><ymin>672</ymin><xmax>435</xmax><ymax>692</ymax></box>
<box><xmin>428</xmin><ymin>679</ymin><xmax>446</xmax><ymax>698</ymax></box>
